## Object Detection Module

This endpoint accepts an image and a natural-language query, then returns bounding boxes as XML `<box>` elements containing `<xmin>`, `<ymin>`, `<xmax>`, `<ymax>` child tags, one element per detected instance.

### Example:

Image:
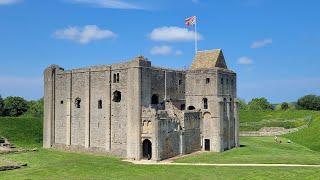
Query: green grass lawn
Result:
<box><xmin>175</xmin><ymin>137</ymin><xmax>320</xmax><ymax>164</ymax></box>
<box><xmin>284</xmin><ymin>111</ymin><xmax>320</xmax><ymax>151</ymax></box>
<box><xmin>240</xmin><ymin>109</ymin><xmax>316</xmax><ymax>131</ymax></box>
<box><xmin>1</xmin><ymin>113</ymin><xmax>320</xmax><ymax>179</ymax></box>
<box><xmin>1</xmin><ymin>149</ymin><xmax>320</xmax><ymax>180</ymax></box>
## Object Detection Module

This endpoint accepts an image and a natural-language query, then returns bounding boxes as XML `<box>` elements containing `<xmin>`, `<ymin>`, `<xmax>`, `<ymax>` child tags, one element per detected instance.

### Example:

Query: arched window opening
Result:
<box><xmin>151</xmin><ymin>94</ymin><xmax>159</xmax><ymax>105</ymax></box>
<box><xmin>187</xmin><ymin>106</ymin><xmax>195</xmax><ymax>110</ymax></box>
<box><xmin>113</xmin><ymin>74</ymin><xmax>117</xmax><ymax>83</ymax></box>
<box><xmin>203</xmin><ymin>98</ymin><xmax>208</xmax><ymax>109</ymax></box>
<box><xmin>113</xmin><ymin>91</ymin><xmax>121</xmax><ymax>102</ymax></box>
<box><xmin>116</xmin><ymin>73</ymin><xmax>120</xmax><ymax>83</ymax></box>
<box><xmin>98</xmin><ymin>100</ymin><xmax>103</xmax><ymax>109</ymax></box>
<box><xmin>75</xmin><ymin>98</ymin><xmax>81</xmax><ymax>108</ymax></box>
<box><xmin>180</xmin><ymin>104</ymin><xmax>186</xmax><ymax>110</ymax></box>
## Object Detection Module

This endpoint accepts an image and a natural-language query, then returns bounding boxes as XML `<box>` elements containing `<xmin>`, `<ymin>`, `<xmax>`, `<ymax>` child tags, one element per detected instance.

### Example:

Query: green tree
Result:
<box><xmin>26</xmin><ymin>98</ymin><xmax>44</xmax><ymax>117</ymax></box>
<box><xmin>248</xmin><ymin>97</ymin><xmax>273</xmax><ymax>111</ymax></box>
<box><xmin>281</xmin><ymin>102</ymin><xmax>290</xmax><ymax>110</ymax></box>
<box><xmin>0</xmin><ymin>95</ymin><xmax>4</xmax><ymax>116</ymax></box>
<box><xmin>3</xmin><ymin>96</ymin><xmax>29</xmax><ymax>116</ymax></box>
<box><xmin>297</xmin><ymin>95</ymin><xmax>320</xmax><ymax>111</ymax></box>
<box><xmin>238</xmin><ymin>98</ymin><xmax>248</xmax><ymax>110</ymax></box>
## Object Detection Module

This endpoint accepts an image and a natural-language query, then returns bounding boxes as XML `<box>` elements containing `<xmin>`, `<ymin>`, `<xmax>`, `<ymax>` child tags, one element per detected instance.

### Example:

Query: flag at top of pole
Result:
<box><xmin>185</xmin><ymin>16</ymin><xmax>198</xmax><ymax>54</ymax></box>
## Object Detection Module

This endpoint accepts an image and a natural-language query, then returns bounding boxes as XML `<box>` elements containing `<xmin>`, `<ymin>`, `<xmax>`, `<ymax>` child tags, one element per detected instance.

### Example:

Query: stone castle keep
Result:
<box><xmin>43</xmin><ymin>49</ymin><xmax>239</xmax><ymax>161</ymax></box>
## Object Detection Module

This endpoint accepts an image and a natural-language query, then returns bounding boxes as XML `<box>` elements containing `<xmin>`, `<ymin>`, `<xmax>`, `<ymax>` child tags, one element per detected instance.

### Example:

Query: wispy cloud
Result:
<box><xmin>149</xmin><ymin>26</ymin><xmax>203</xmax><ymax>42</ymax></box>
<box><xmin>237</xmin><ymin>56</ymin><xmax>253</xmax><ymax>65</ymax></box>
<box><xmin>53</xmin><ymin>25</ymin><xmax>117</xmax><ymax>44</ymax></box>
<box><xmin>150</xmin><ymin>45</ymin><xmax>182</xmax><ymax>56</ymax></box>
<box><xmin>67</xmin><ymin>0</ymin><xmax>144</xmax><ymax>10</ymax></box>
<box><xmin>0</xmin><ymin>0</ymin><xmax>22</xmax><ymax>5</ymax></box>
<box><xmin>251</xmin><ymin>39</ymin><xmax>272</xmax><ymax>49</ymax></box>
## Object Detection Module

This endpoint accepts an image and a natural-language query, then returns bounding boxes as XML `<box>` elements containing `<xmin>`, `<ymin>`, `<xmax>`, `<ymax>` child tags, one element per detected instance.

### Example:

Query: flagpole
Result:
<box><xmin>194</xmin><ymin>16</ymin><xmax>198</xmax><ymax>54</ymax></box>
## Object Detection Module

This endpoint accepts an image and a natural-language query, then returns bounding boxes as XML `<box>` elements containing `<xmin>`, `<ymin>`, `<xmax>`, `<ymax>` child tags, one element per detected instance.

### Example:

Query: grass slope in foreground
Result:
<box><xmin>175</xmin><ymin>137</ymin><xmax>320</xmax><ymax>164</ymax></box>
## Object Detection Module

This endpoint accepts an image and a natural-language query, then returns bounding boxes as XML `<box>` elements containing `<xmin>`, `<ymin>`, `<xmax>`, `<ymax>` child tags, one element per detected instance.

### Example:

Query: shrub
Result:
<box><xmin>297</xmin><ymin>95</ymin><xmax>320</xmax><ymax>111</ymax></box>
<box><xmin>3</xmin><ymin>96</ymin><xmax>29</xmax><ymax>116</ymax></box>
<box><xmin>0</xmin><ymin>95</ymin><xmax>4</xmax><ymax>116</ymax></box>
<box><xmin>248</xmin><ymin>97</ymin><xmax>273</xmax><ymax>111</ymax></box>
<box><xmin>238</xmin><ymin>98</ymin><xmax>248</xmax><ymax>110</ymax></box>
<box><xmin>26</xmin><ymin>98</ymin><xmax>44</xmax><ymax>117</ymax></box>
<box><xmin>281</xmin><ymin>102</ymin><xmax>290</xmax><ymax>110</ymax></box>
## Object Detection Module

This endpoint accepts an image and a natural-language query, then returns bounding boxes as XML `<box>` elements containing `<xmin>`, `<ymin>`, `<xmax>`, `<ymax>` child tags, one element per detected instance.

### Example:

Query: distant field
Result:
<box><xmin>239</xmin><ymin>110</ymin><xmax>316</xmax><ymax>131</ymax></box>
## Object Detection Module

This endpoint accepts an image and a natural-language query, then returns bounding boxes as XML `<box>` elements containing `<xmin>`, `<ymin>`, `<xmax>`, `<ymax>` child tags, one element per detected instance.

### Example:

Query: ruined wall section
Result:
<box><xmin>181</xmin><ymin>111</ymin><xmax>201</xmax><ymax>154</ymax></box>
<box><xmin>150</xmin><ymin>68</ymin><xmax>185</xmax><ymax>109</ymax></box>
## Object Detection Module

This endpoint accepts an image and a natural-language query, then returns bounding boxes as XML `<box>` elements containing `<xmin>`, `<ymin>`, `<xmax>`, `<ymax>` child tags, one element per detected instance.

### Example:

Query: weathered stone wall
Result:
<box><xmin>240</xmin><ymin>126</ymin><xmax>308</xmax><ymax>137</ymax></box>
<box><xmin>182</xmin><ymin>111</ymin><xmax>201</xmax><ymax>154</ymax></box>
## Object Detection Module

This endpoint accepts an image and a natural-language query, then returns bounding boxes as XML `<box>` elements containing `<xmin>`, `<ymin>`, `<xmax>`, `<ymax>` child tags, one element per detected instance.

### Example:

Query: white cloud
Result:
<box><xmin>251</xmin><ymin>39</ymin><xmax>272</xmax><ymax>49</ymax></box>
<box><xmin>68</xmin><ymin>0</ymin><xmax>144</xmax><ymax>10</ymax></box>
<box><xmin>150</xmin><ymin>45</ymin><xmax>182</xmax><ymax>56</ymax></box>
<box><xmin>0</xmin><ymin>0</ymin><xmax>21</xmax><ymax>5</ymax></box>
<box><xmin>53</xmin><ymin>25</ymin><xmax>116</xmax><ymax>44</ymax></box>
<box><xmin>149</xmin><ymin>26</ymin><xmax>203</xmax><ymax>42</ymax></box>
<box><xmin>237</xmin><ymin>56</ymin><xmax>253</xmax><ymax>65</ymax></box>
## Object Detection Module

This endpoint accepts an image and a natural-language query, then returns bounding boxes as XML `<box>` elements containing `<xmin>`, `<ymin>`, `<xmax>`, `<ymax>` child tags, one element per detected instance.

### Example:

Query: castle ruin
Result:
<box><xmin>43</xmin><ymin>49</ymin><xmax>239</xmax><ymax>161</ymax></box>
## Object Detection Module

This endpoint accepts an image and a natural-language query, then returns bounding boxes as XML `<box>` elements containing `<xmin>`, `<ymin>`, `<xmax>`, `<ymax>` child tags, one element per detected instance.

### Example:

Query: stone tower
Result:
<box><xmin>186</xmin><ymin>49</ymin><xmax>239</xmax><ymax>152</ymax></box>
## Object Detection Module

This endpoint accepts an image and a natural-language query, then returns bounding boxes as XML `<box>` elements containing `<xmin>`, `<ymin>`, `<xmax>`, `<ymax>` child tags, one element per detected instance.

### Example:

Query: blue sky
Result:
<box><xmin>0</xmin><ymin>0</ymin><xmax>319</xmax><ymax>103</ymax></box>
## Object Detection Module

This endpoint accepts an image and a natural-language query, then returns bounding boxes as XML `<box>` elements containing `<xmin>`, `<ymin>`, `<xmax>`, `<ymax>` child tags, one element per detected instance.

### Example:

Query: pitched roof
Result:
<box><xmin>190</xmin><ymin>49</ymin><xmax>228</xmax><ymax>70</ymax></box>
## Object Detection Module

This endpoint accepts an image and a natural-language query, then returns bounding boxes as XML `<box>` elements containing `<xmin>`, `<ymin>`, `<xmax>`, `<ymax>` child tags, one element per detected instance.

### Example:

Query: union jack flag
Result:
<box><xmin>185</xmin><ymin>16</ymin><xmax>196</xmax><ymax>26</ymax></box>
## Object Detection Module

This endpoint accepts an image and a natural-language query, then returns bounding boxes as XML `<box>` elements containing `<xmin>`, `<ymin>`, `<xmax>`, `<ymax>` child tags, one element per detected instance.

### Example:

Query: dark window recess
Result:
<box><xmin>75</xmin><ymin>98</ymin><xmax>81</xmax><ymax>108</ymax></box>
<box><xmin>221</xmin><ymin>78</ymin><xmax>224</xmax><ymax>85</ymax></box>
<box><xmin>116</xmin><ymin>73</ymin><xmax>120</xmax><ymax>83</ymax></box>
<box><xmin>113</xmin><ymin>91</ymin><xmax>121</xmax><ymax>102</ymax></box>
<box><xmin>206</xmin><ymin>78</ymin><xmax>210</xmax><ymax>84</ymax></box>
<box><xmin>203</xmin><ymin>98</ymin><xmax>208</xmax><ymax>109</ymax></box>
<box><xmin>205</xmin><ymin>139</ymin><xmax>210</xmax><ymax>151</ymax></box>
<box><xmin>113</xmin><ymin>74</ymin><xmax>117</xmax><ymax>83</ymax></box>
<box><xmin>151</xmin><ymin>94</ymin><xmax>159</xmax><ymax>104</ymax></box>
<box><xmin>187</xmin><ymin>106</ymin><xmax>195</xmax><ymax>110</ymax></box>
<box><xmin>180</xmin><ymin>104</ymin><xmax>186</xmax><ymax>110</ymax></box>
<box><xmin>60</xmin><ymin>100</ymin><xmax>64</xmax><ymax>104</ymax></box>
<box><xmin>178</xmin><ymin>79</ymin><xmax>182</xmax><ymax>85</ymax></box>
<box><xmin>98</xmin><ymin>100</ymin><xmax>103</xmax><ymax>109</ymax></box>
<box><xmin>227</xmin><ymin>79</ymin><xmax>229</xmax><ymax>85</ymax></box>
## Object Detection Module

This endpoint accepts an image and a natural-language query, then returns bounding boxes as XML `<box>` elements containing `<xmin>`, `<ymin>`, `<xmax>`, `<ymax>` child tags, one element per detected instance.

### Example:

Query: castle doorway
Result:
<box><xmin>142</xmin><ymin>139</ymin><xmax>152</xmax><ymax>160</ymax></box>
<box><xmin>205</xmin><ymin>139</ymin><xmax>210</xmax><ymax>151</ymax></box>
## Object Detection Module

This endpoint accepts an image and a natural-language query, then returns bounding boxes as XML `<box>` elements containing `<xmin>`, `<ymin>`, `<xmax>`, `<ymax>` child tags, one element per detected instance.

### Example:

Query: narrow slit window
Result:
<box><xmin>113</xmin><ymin>74</ymin><xmax>117</xmax><ymax>83</ymax></box>
<box><xmin>116</xmin><ymin>73</ymin><xmax>120</xmax><ymax>83</ymax></box>
<box><xmin>203</xmin><ymin>98</ymin><xmax>208</xmax><ymax>109</ymax></box>
<box><xmin>75</xmin><ymin>98</ymin><xmax>81</xmax><ymax>108</ymax></box>
<box><xmin>98</xmin><ymin>100</ymin><xmax>103</xmax><ymax>109</ymax></box>
<box><xmin>206</xmin><ymin>78</ymin><xmax>210</xmax><ymax>84</ymax></box>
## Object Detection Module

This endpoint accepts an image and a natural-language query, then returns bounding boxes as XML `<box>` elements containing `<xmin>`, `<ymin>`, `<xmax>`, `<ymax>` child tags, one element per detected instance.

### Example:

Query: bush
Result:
<box><xmin>248</xmin><ymin>97</ymin><xmax>273</xmax><ymax>111</ymax></box>
<box><xmin>26</xmin><ymin>98</ymin><xmax>44</xmax><ymax>117</ymax></box>
<box><xmin>3</xmin><ymin>96</ymin><xmax>29</xmax><ymax>116</ymax></box>
<box><xmin>297</xmin><ymin>95</ymin><xmax>320</xmax><ymax>111</ymax></box>
<box><xmin>0</xmin><ymin>95</ymin><xmax>4</xmax><ymax>116</ymax></box>
<box><xmin>238</xmin><ymin>98</ymin><xmax>248</xmax><ymax>110</ymax></box>
<box><xmin>281</xmin><ymin>102</ymin><xmax>290</xmax><ymax>110</ymax></box>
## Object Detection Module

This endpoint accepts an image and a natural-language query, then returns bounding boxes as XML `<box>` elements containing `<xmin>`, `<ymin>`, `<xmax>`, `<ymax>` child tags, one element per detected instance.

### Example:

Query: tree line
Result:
<box><xmin>0</xmin><ymin>95</ymin><xmax>43</xmax><ymax>117</ymax></box>
<box><xmin>239</xmin><ymin>94</ymin><xmax>320</xmax><ymax>111</ymax></box>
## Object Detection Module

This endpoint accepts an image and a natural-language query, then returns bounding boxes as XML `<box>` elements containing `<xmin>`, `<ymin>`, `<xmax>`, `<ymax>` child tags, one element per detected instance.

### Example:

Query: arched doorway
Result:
<box><xmin>142</xmin><ymin>139</ymin><xmax>152</xmax><ymax>160</ymax></box>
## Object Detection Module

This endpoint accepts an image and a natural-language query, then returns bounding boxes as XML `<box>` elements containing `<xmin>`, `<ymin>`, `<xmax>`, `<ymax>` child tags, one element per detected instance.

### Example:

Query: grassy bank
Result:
<box><xmin>0</xmin><ymin>116</ymin><xmax>42</xmax><ymax>148</ymax></box>
<box><xmin>239</xmin><ymin>110</ymin><xmax>316</xmax><ymax>131</ymax></box>
<box><xmin>175</xmin><ymin>137</ymin><xmax>320</xmax><ymax>164</ymax></box>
